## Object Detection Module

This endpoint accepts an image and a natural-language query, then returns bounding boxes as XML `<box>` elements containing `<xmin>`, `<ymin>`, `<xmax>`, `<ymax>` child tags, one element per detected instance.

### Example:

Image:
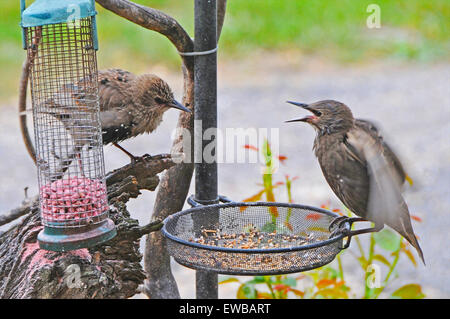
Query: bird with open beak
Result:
<box><xmin>46</xmin><ymin>68</ymin><xmax>190</xmax><ymax>163</ymax></box>
<box><xmin>286</xmin><ymin>100</ymin><xmax>424</xmax><ymax>264</ymax></box>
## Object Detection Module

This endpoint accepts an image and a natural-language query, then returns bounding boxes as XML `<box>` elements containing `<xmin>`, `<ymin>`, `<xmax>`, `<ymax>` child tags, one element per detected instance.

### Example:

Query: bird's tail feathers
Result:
<box><xmin>388</xmin><ymin>218</ymin><xmax>425</xmax><ymax>265</ymax></box>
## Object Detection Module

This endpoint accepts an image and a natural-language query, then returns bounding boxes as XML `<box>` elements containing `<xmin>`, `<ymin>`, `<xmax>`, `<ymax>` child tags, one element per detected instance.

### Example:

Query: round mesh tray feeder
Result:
<box><xmin>21</xmin><ymin>0</ymin><xmax>116</xmax><ymax>251</ymax></box>
<box><xmin>162</xmin><ymin>202</ymin><xmax>346</xmax><ymax>275</ymax></box>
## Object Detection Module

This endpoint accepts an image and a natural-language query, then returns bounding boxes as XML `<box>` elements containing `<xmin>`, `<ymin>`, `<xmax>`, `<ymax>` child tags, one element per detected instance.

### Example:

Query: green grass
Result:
<box><xmin>0</xmin><ymin>0</ymin><xmax>448</xmax><ymax>99</ymax></box>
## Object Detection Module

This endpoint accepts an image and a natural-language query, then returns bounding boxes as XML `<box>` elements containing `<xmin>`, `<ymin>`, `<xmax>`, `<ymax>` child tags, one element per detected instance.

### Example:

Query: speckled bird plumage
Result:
<box><xmin>286</xmin><ymin>99</ymin><xmax>424</xmax><ymax>264</ymax></box>
<box><xmin>97</xmin><ymin>69</ymin><xmax>179</xmax><ymax>145</ymax></box>
<box><xmin>44</xmin><ymin>68</ymin><xmax>189</xmax><ymax>161</ymax></box>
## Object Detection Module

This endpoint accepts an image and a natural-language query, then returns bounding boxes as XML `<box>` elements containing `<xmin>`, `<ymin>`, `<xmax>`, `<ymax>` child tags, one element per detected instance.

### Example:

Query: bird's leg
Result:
<box><xmin>141</xmin><ymin>153</ymin><xmax>154</xmax><ymax>160</ymax></box>
<box><xmin>337</xmin><ymin>217</ymin><xmax>366</xmax><ymax>229</ymax></box>
<box><xmin>76</xmin><ymin>152</ymin><xmax>85</xmax><ymax>177</ymax></box>
<box><xmin>329</xmin><ymin>216</ymin><xmax>365</xmax><ymax>238</ymax></box>
<box><xmin>113</xmin><ymin>142</ymin><xmax>139</xmax><ymax>163</ymax></box>
<box><xmin>49</xmin><ymin>140</ymin><xmax>78</xmax><ymax>180</ymax></box>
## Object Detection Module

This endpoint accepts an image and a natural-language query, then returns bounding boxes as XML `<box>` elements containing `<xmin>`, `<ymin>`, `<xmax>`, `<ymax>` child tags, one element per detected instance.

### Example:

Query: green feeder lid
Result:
<box><xmin>21</xmin><ymin>0</ymin><xmax>96</xmax><ymax>28</ymax></box>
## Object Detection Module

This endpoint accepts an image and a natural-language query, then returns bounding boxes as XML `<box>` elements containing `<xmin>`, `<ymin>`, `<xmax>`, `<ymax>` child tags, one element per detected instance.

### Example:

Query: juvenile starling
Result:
<box><xmin>286</xmin><ymin>100</ymin><xmax>425</xmax><ymax>264</ymax></box>
<box><xmin>41</xmin><ymin>69</ymin><xmax>190</xmax><ymax>178</ymax></box>
<box><xmin>97</xmin><ymin>69</ymin><xmax>190</xmax><ymax>159</ymax></box>
<box><xmin>45</xmin><ymin>68</ymin><xmax>190</xmax><ymax>156</ymax></box>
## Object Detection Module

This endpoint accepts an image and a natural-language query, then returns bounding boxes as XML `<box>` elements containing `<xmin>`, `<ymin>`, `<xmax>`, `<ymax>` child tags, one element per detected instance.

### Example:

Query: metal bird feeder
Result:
<box><xmin>162</xmin><ymin>200</ymin><xmax>347</xmax><ymax>276</ymax></box>
<box><xmin>21</xmin><ymin>0</ymin><xmax>116</xmax><ymax>251</ymax></box>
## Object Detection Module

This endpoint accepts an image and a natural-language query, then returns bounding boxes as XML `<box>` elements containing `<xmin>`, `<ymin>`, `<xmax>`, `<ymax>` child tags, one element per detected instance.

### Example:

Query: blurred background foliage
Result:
<box><xmin>0</xmin><ymin>0</ymin><xmax>448</xmax><ymax>99</ymax></box>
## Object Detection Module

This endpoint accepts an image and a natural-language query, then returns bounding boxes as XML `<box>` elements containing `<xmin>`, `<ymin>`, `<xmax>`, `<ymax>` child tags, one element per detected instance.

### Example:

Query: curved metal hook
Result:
<box><xmin>187</xmin><ymin>194</ymin><xmax>234</xmax><ymax>207</ymax></box>
<box><xmin>329</xmin><ymin>216</ymin><xmax>383</xmax><ymax>249</ymax></box>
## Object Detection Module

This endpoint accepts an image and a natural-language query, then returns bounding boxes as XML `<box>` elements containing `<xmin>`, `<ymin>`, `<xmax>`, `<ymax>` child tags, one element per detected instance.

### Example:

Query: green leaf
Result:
<box><xmin>281</xmin><ymin>277</ymin><xmax>297</xmax><ymax>288</ymax></box>
<box><xmin>219</xmin><ymin>277</ymin><xmax>240</xmax><ymax>284</ymax></box>
<box><xmin>314</xmin><ymin>288</ymin><xmax>348</xmax><ymax>299</ymax></box>
<box><xmin>246</xmin><ymin>276</ymin><xmax>266</xmax><ymax>284</ymax></box>
<box><xmin>262</xmin><ymin>139</ymin><xmax>272</xmax><ymax>165</ymax></box>
<box><xmin>391</xmin><ymin>284</ymin><xmax>425</xmax><ymax>299</ymax></box>
<box><xmin>323</xmin><ymin>266</ymin><xmax>339</xmax><ymax>279</ymax></box>
<box><xmin>373</xmin><ymin>254</ymin><xmax>391</xmax><ymax>267</ymax></box>
<box><xmin>373</xmin><ymin>229</ymin><xmax>401</xmax><ymax>252</ymax></box>
<box><xmin>237</xmin><ymin>283</ymin><xmax>257</xmax><ymax>299</ymax></box>
<box><xmin>365</xmin><ymin>287</ymin><xmax>383</xmax><ymax>299</ymax></box>
<box><xmin>357</xmin><ymin>256</ymin><xmax>368</xmax><ymax>269</ymax></box>
<box><xmin>261</xmin><ymin>221</ymin><xmax>276</xmax><ymax>232</ymax></box>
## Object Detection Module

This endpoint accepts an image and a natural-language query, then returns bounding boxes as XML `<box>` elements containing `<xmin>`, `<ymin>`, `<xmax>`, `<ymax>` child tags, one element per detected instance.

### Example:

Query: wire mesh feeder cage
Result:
<box><xmin>162</xmin><ymin>201</ymin><xmax>349</xmax><ymax>276</ymax></box>
<box><xmin>21</xmin><ymin>0</ymin><xmax>116</xmax><ymax>251</ymax></box>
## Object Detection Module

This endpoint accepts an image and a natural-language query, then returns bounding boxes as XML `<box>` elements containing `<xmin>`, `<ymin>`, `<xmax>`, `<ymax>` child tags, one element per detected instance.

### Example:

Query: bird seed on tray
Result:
<box><xmin>188</xmin><ymin>225</ymin><xmax>318</xmax><ymax>250</ymax></box>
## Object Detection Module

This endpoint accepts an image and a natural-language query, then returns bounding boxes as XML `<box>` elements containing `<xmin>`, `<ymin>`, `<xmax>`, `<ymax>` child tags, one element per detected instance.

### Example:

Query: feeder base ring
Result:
<box><xmin>174</xmin><ymin>255</ymin><xmax>336</xmax><ymax>276</ymax></box>
<box><xmin>37</xmin><ymin>218</ymin><xmax>117</xmax><ymax>252</ymax></box>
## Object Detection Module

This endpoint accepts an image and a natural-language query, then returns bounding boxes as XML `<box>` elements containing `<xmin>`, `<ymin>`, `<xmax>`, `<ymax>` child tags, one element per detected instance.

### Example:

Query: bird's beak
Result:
<box><xmin>285</xmin><ymin>117</ymin><xmax>309</xmax><ymax>123</ymax></box>
<box><xmin>169</xmin><ymin>100</ymin><xmax>191</xmax><ymax>113</ymax></box>
<box><xmin>285</xmin><ymin>101</ymin><xmax>315</xmax><ymax>123</ymax></box>
<box><xmin>286</xmin><ymin>101</ymin><xmax>309</xmax><ymax>109</ymax></box>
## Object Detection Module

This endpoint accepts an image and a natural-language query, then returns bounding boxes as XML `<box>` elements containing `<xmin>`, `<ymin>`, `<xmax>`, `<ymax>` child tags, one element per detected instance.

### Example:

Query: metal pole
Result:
<box><xmin>194</xmin><ymin>0</ymin><xmax>218</xmax><ymax>299</ymax></box>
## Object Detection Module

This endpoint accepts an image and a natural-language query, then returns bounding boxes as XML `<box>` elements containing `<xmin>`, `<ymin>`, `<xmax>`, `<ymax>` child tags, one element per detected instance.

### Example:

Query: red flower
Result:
<box><xmin>243</xmin><ymin>144</ymin><xmax>259</xmax><ymax>151</ymax></box>
<box><xmin>278</xmin><ymin>155</ymin><xmax>288</xmax><ymax>164</ymax></box>
<box><xmin>306</xmin><ymin>213</ymin><xmax>322</xmax><ymax>221</ymax></box>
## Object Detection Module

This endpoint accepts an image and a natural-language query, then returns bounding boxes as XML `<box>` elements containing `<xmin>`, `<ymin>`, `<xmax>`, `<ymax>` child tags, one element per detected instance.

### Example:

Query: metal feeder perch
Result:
<box><xmin>21</xmin><ymin>0</ymin><xmax>116</xmax><ymax>251</ymax></box>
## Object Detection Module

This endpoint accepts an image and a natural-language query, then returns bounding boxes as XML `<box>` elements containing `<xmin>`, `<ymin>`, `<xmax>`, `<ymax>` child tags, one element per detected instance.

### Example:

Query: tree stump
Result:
<box><xmin>0</xmin><ymin>154</ymin><xmax>175</xmax><ymax>299</ymax></box>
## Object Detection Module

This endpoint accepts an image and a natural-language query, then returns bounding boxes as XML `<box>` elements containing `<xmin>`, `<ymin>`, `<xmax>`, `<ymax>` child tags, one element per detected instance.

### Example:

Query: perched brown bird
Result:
<box><xmin>41</xmin><ymin>69</ymin><xmax>190</xmax><ymax>179</ymax></box>
<box><xmin>286</xmin><ymin>100</ymin><xmax>424</xmax><ymax>264</ymax></box>
<box><xmin>44</xmin><ymin>68</ymin><xmax>189</xmax><ymax>160</ymax></box>
<box><xmin>96</xmin><ymin>69</ymin><xmax>190</xmax><ymax>159</ymax></box>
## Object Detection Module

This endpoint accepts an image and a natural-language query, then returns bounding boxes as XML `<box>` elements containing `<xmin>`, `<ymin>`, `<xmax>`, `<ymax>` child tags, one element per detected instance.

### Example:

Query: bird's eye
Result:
<box><xmin>155</xmin><ymin>97</ymin><xmax>164</xmax><ymax>104</ymax></box>
<box><xmin>313</xmin><ymin>110</ymin><xmax>322</xmax><ymax>116</ymax></box>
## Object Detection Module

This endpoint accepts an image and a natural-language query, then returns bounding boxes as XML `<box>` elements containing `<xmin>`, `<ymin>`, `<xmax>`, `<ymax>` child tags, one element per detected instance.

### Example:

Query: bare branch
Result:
<box><xmin>217</xmin><ymin>0</ymin><xmax>227</xmax><ymax>40</ymax></box>
<box><xmin>144</xmin><ymin>78</ymin><xmax>193</xmax><ymax>299</ymax></box>
<box><xmin>144</xmin><ymin>0</ymin><xmax>228</xmax><ymax>299</ymax></box>
<box><xmin>18</xmin><ymin>60</ymin><xmax>36</xmax><ymax>164</ymax></box>
<box><xmin>0</xmin><ymin>195</ymin><xmax>37</xmax><ymax>227</ymax></box>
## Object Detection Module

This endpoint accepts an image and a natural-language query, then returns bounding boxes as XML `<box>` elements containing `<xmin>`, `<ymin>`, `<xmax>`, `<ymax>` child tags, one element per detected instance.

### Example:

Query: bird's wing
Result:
<box><xmin>39</xmin><ymin>82</ymin><xmax>98</xmax><ymax>137</ymax></box>
<box><xmin>97</xmin><ymin>69</ymin><xmax>136</xmax><ymax>112</ymax></box>
<box><xmin>316</xmin><ymin>135</ymin><xmax>370</xmax><ymax>217</ymax></box>
<box><xmin>346</xmin><ymin>128</ymin><xmax>403</xmax><ymax>223</ymax></box>
<box><xmin>43</xmin><ymin>68</ymin><xmax>136</xmax><ymax>115</ymax></box>
<box><xmin>346</xmin><ymin>127</ymin><xmax>424</xmax><ymax>262</ymax></box>
<box><xmin>99</xmin><ymin>109</ymin><xmax>134</xmax><ymax>145</ymax></box>
<box><xmin>355</xmin><ymin>119</ymin><xmax>407</xmax><ymax>186</ymax></box>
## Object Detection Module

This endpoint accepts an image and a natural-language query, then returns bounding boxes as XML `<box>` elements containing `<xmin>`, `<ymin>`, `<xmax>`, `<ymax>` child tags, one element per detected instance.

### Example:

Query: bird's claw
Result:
<box><xmin>329</xmin><ymin>216</ymin><xmax>349</xmax><ymax>232</ymax></box>
<box><xmin>330</xmin><ymin>227</ymin><xmax>348</xmax><ymax>239</ymax></box>
<box><xmin>329</xmin><ymin>216</ymin><xmax>381</xmax><ymax>250</ymax></box>
<box><xmin>329</xmin><ymin>216</ymin><xmax>366</xmax><ymax>239</ymax></box>
<box><xmin>130</xmin><ymin>154</ymin><xmax>153</xmax><ymax>164</ymax></box>
<box><xmin>329</xmin><ymin>216</ymin><xmax>366</xmax><ymax>232</ymax></box>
